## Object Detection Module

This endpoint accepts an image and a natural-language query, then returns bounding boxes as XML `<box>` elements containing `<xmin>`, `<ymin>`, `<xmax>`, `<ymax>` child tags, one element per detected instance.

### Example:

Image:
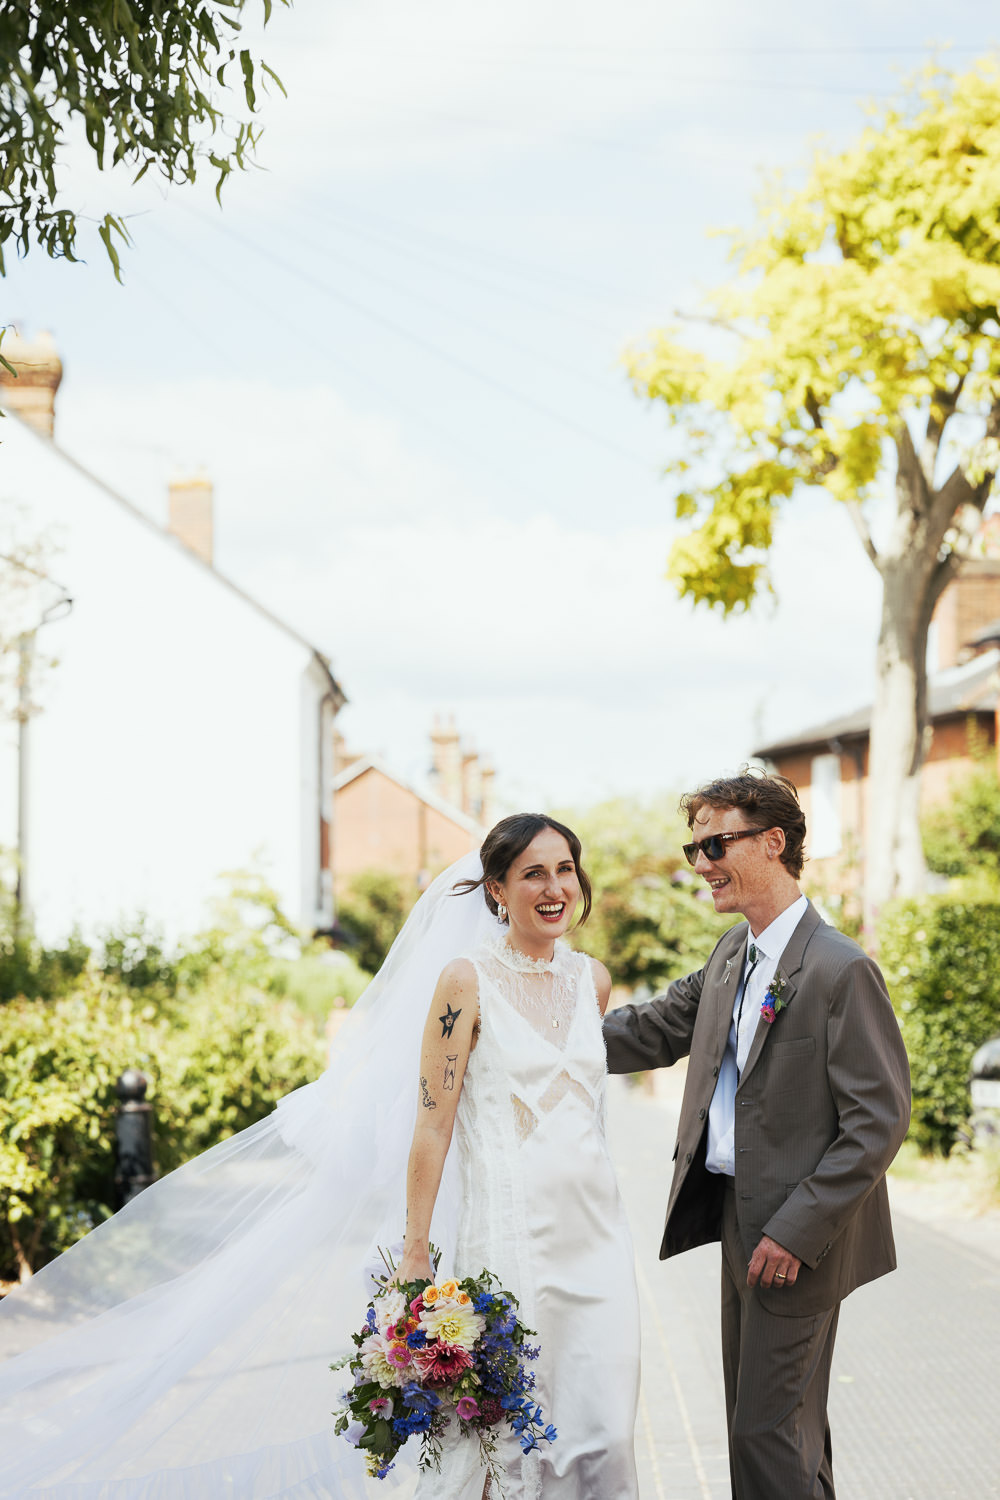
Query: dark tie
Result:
<box><xmin>735</xmin><ymin>942</ymin><xmax>759</xmax><ymax>1051</ymax></box>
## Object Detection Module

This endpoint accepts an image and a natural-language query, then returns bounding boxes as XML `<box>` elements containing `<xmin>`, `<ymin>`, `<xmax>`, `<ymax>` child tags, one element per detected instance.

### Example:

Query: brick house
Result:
<box><xmin>332</xmin><ymin>719</ymin><xmax>494</xmax><ymax>896</ymax></box>
<box><xmin>752</xmin><ymin>555</ymin><xmax>1000</xmax><ymax>881</ymax></box>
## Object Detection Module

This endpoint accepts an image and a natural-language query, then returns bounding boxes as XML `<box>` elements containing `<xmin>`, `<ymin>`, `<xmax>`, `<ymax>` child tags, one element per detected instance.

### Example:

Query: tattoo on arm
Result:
<box><xmin>439</xmin><ymin>1003</ymin><xmax>462</xmax><ymax>1039</ymax></box>
<box><xmin>420</xmin><ymin>1076</ymin><xmax>436</xmax><ymax>1110</ymax></box>
<box><xmin>443</xmin><ymin>1055</ymin><xmax>457</xmax><ymax>1090</ymax></box>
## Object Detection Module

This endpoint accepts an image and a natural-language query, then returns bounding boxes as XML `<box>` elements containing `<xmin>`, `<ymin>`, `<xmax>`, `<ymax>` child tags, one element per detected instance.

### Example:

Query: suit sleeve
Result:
<box><xmin>763</xmin><ymin>951</ymin><xmax>911</xmax><ymax>1268</ymax></box>
<box><xmin>602</xmin><ymin>964</ymin><xmax>706</xmax><ymax>1074</ymax></box>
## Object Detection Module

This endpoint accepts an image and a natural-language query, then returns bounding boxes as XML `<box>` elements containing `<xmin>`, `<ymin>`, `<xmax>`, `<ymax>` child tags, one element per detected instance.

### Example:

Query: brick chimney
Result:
<box><xmin>461</xmin><ymin>748</ymin><xmax>482</xmax><ymax>819</ymax></box>
<box><xmin>168</xmin><ymin>473</ymin><xmax>214</xmax><ymax>565</ymax></box>
<box><xmin>429</xmin><ymin>715</ymin><xmax>462</xmax><ymax>809</ymax></box>
<box><xmin>0</xmin><ymin>328</ymin><xmax>63</xmax><ymax>438</ymax></box>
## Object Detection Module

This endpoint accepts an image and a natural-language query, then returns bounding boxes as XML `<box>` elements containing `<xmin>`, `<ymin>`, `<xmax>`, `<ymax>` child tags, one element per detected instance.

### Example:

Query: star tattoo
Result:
<box><xmin>439</xmin><ymin>1003</ymin><xmax>462</xmax><ymax>1039</ymax></box>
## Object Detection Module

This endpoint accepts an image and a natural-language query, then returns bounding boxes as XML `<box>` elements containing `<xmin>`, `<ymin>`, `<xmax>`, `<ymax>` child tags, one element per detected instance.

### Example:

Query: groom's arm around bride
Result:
<box><xmin>603</xmin><ymin>771</ymin><xmax>910</xmax><ymax>1500</ymax></box>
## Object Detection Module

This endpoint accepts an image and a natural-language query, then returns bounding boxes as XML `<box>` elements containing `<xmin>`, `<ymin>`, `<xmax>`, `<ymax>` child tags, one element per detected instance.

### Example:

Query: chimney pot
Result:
<box><xmin>0</xmin><ymin>327</ymin><xmax>63</xmax><ymax>438</ymax></box>
<box><xmin>168</xmin><ymin>473</ymin><xmax>214</xmax><ymax>565</ymax></box>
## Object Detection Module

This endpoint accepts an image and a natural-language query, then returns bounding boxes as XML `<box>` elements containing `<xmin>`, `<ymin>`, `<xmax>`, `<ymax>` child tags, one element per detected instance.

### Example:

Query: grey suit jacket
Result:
<box><xmin>603</xmin><ymin>901</ymin><xmax>911</xmax><ymax>1315</ymax></box>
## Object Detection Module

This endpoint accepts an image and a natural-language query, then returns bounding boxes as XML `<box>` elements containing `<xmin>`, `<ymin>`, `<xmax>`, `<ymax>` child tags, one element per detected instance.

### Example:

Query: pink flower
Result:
<box><xmin>761</xmin><ymin>1004</ymin><xmax>776</xmax><ymax>1025</ymax></box>
<box><xmin>369</xmin><ymin>1395</ymin><xmax>393</xmax><ymax>1417</ymax></box>
<box><xmin>456</xmin><ymin>1396</ymin><xmax>480</xmax><ymax>1421</ymax></box>
<box><xmin>413</xmin><ymin>1342</ymin><xmax>474</xmax><ymax>1387</ymax></box>
<box><xmin>409</xmin><ymin>1294</ymin><xmax>424</xmax><ymax>1316</ymax></box>
<box><xmin>386</xmin><ymin>1342</ymin><xmax>412</xmax><ymax>1369</ymax></box>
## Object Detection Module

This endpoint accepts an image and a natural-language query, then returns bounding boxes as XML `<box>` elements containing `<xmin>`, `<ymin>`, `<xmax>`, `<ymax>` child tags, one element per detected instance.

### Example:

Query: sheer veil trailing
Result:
<box><xmin>0</xmin><ymin>852</ymin><xmax>501</xmax><ymax>1499</ymax></box>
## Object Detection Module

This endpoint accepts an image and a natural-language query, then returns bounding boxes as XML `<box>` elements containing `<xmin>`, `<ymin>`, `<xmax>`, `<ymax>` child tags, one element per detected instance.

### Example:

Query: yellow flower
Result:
<box><xmin>419</xmin><ymin>1301</ymin><xmax>485</xmax><ymax>1351</ymax></box>
<box><xmin>438</xmin><ymin>1279</ymin><xmax>460</xmax><ymax>1299</ymax></box>
<box><xmin>456</xmin><ymin>1291</ymin><xmax>471</xmax><ymax>1306</ymax></box>
<box><xmin>422</xmin><ymin>1285</ymin><xmax>440</xmax><ymax>1305</ymax></box>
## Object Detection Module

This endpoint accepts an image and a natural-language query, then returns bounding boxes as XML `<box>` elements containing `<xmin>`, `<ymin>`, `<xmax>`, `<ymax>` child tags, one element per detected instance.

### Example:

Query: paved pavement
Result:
<box><xmin>607</xmin><ymin>1078</ymin><xmax>1000</xmax><ymax>1500</ymax></box>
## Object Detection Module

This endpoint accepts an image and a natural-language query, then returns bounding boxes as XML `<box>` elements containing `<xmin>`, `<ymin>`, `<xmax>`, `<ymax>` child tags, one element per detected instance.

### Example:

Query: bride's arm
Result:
<box><xmin>396</xmin><ymin>958</ymin><xmax>479</xmax><ymax>1282</ymax></box>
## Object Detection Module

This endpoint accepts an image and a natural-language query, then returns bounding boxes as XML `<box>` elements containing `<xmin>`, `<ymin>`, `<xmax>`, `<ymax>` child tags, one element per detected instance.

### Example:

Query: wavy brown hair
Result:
<box><xmin>680</xmin><ymin>769</ymin><xmax>807</xmax><ymax>879</ymax></box>
<box><xmin>453</xmin><ymin>813</ymin><xmax>592</xmax><ymax>926</ymax></box>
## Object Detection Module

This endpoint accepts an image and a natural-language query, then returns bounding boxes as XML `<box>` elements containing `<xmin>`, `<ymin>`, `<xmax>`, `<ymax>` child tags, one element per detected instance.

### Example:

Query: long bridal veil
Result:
<box><xmin>0</xmin><ymin>852</ymin><xmax>499</xmax><ymax>1499</ymax></box>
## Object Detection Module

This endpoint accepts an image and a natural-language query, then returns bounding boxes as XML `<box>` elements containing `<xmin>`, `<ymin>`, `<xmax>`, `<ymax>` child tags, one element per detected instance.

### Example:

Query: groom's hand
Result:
<box><xmin>747</xmin><ymin>1234</ymin><xmax>801</xmax><ymax>1290</ymax></box>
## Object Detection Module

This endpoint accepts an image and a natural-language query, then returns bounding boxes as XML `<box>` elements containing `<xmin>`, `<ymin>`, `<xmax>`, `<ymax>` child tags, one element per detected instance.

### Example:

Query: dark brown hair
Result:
<box><xmin>453</xmin><ymin>813</ymin><xmax>592</xmax><ymax>926</ymax></box>
<box><xmin>680</xmin><ymin>769</ymin><xmax>807</xmax><ymax>879</ymax></box>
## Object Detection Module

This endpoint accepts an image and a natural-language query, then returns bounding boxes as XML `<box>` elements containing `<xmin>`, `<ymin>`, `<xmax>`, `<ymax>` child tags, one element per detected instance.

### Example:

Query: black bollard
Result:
<box><xmin>115</xmin><ymin>1068</ymin><xmax>156</xmax><ymax>1206</ymax></box>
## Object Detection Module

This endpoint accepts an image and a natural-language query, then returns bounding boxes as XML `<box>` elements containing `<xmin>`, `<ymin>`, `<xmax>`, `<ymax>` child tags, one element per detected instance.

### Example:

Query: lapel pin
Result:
<box><xmin>724</xmin><ymin>958</ymin><xmax>735</xmax><ymax>985</ymax></box>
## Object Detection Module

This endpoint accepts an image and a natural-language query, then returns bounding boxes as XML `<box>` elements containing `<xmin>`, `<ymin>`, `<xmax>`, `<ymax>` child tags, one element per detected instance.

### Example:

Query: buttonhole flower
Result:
<box><xmin>761</xmin><ymin>971</ymin><xmax>789</xmax><ymax>1025</ymax></box>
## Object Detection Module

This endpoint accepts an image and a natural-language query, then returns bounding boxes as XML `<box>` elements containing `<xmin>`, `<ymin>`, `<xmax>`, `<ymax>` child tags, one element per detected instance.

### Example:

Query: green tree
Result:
<box><xmin>0</xmin><ymin>0</ymin><xmax>287</xmax><ymax>277</ymax></box>
<box><xmin>561</xmin><ymin>797</ymin><xmax>736</xmax><ymax>990</ymax></box>
<box><xmin>922</xmin><ymin>743</ymin><xmax>1000</xmax><ymax>882</ymax></box>
<box><xmin>628</xmin><ymin>58</ymin><xmax>1000</xmax><ymax>923</ymax></box>
<box><xmin>337</xmin><ymin>870</ymin><xmax>413</xmax><ymax>976</ymax></box>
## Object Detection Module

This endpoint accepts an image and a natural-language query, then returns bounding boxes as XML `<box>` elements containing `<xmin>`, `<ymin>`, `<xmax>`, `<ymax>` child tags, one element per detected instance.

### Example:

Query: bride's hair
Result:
<box><xmin>452</xmin><ymin>813</ymin><xmax>592</xmax><ymax>925</ymax></box>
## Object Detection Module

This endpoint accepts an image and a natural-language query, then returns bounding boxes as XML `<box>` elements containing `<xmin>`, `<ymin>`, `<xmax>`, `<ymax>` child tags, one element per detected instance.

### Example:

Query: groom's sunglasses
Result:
<box><xmin>682</xmin><ymin>828</ymin><xmax>767</xmax><ymax>866</ymax></box>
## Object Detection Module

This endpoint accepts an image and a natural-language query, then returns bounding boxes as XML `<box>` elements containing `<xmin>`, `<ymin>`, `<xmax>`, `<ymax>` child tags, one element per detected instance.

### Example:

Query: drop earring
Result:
<box><xmin>497</xmin><ymin>902</ymin><xmax>508</xmax><ymax>923</ymax></box>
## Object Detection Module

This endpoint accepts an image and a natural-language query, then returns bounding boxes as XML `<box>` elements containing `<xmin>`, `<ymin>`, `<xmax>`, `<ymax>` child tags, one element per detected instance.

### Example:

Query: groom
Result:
<box><xmin>603</xmin><ymin>771</ymin><xmax>910</xmax><ymax>1500</ymax></box>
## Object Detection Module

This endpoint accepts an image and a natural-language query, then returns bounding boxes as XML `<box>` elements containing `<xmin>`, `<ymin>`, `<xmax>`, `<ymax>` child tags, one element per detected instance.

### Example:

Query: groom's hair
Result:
<box><xmin>681</xmin><ymin>769</ymin><xmax>807</xmax><ymax>879</ymax></box>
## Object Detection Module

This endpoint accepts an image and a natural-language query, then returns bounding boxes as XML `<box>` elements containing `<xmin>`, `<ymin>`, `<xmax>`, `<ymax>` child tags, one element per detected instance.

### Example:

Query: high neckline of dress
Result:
<box><xmin>487</xmin><ymin>934</ymin><xmax>570</xmax><ymax>975</ymax></box>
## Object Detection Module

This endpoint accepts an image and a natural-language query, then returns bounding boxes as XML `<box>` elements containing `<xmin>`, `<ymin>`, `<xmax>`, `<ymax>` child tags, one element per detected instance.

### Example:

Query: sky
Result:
<box><xmin>3</xmin><ymin>1</ymin><xmax>997</xmax><ymax>811</ymax></box>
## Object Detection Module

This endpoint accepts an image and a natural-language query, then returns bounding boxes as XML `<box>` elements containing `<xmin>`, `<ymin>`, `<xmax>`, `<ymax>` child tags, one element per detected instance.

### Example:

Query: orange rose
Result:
<box><xmin>422</xmin><ymin>1285</ymin><xmax>440</xmax><ymax>1305</ymax></box>
<box><xmin>438</xmin><ymin>1279</ymin><xmax>459</xmax><ymax>1299</ymax></box>
<box><xmin>456</xmin><ymin>1291</ymin><xmax>471</xmax><ymax>1306</ymax></box>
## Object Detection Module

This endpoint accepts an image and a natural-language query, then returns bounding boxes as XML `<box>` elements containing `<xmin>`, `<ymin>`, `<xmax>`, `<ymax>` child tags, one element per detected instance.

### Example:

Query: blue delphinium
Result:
<box><xmin>401</xmin><ymin>1382</ymin><xmax>441</xmax><ymax>1415</ymax></box>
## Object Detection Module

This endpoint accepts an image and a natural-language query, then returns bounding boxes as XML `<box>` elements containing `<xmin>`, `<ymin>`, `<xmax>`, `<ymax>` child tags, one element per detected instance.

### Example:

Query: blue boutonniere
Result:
<box><xmin>760</xmin><ymin>972</ymin><xmax>789</xmax><ymax>1025</ymax></box>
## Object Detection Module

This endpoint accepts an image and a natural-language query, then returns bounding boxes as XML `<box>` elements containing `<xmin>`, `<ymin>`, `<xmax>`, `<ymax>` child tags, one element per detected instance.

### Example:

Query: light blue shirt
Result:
<box><xmin>705</xmin><ymin>893</ymin><xmax>809</xmax><ymax>1176</ymax></box>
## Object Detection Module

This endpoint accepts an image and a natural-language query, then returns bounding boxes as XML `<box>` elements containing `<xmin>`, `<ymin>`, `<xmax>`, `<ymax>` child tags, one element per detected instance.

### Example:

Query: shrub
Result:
<box><xmin>338</xmin><ymin>869</ymin><xmax>413</xmax><ymax>974</ymax></box>
<box><xmin>879</xmin><ymin>895</ymin><xmax>1000</xmax><ymax>1154</ymax></box>
<box><xmin>922</xmin><ymin>755</ymin><xmax>1000</xmax><ymax>879</ymax></box>
<box><xmin>0</xmin><ymin>975</ymin><xmax>327</xmax><ymax>1284</ymax></box>
<box><xmin>0</xmin><ymin>979</ymin><xmax>163</xmax><ymax>1281</ymax></box>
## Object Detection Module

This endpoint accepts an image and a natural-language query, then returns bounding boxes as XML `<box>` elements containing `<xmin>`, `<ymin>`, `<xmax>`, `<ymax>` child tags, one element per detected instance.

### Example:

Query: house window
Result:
<box><xmin>810</xmin><ymin>754</ymin><xmax>842</xmax><ymax>859</ymax></box>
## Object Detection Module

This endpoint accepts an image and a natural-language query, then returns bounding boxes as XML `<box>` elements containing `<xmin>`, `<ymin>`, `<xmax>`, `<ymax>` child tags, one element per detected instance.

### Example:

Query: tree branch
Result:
<box><xmin>921</xmin><ymin>373</ymin><xmax>967</xmax><ymax>482</ymax></box>
<box><xmin>845</xmin><ymin>498</ymin><xmax>880</xmax><ymax>568</ymax></box>
<box><xmin>672</xmin><ymin>308</ymin><xmax>749</xmax><ymax>340</ymax></box>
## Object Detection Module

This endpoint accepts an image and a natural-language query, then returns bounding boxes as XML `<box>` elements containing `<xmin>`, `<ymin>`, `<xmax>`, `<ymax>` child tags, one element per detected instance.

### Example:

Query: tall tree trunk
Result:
<box><xmin>862</xmin><ymin>421</ymin><xmax>982</xmax><ymax>929</ymax></box>
<box><xmin>864</xmin><ymin>555</ymin><xmax>933</xmax><ymax>929</ymax></box>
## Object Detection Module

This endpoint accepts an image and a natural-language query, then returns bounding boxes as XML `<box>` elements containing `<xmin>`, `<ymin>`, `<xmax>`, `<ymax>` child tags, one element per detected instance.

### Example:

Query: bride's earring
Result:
<box><xmin>497</xmin><ymin>902</ymin><xmax>508</xmax><ymax>923</ymax></box>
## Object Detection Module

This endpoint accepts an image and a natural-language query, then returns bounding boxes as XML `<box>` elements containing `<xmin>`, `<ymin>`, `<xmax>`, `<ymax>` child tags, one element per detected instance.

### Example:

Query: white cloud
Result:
<box><xmin>54</xmin><ymin>374</ymin><xmax>882</xmax><ymax>807</ymax></box>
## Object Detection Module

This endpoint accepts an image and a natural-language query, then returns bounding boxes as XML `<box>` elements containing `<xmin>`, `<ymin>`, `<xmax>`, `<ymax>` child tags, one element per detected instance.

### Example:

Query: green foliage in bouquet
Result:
<box><xmin>880</xmin><ymin>895</ymin><xmax>1000</xmax><ymax>1154</ymax></box>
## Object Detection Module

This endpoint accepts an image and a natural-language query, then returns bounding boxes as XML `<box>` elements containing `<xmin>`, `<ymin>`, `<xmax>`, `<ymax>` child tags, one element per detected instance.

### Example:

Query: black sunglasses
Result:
<box><xmin>682</xmin><ymin>828</ymin><xmax>767</xmax><ymax>866</ymax></box>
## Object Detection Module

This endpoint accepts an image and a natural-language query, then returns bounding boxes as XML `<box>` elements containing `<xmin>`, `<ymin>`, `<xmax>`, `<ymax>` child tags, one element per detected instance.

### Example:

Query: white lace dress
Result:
<box><xmin>417</xmin><ymin>937</ymin><xmax>640</xmax><ymax>1500</ymax></box>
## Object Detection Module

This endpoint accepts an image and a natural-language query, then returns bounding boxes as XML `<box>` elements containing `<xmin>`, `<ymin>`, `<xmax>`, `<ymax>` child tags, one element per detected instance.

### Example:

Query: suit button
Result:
<box><xmin>712</xmin><ymin>1065</ymin><xmax>719</xmax><ymax>1078</ymax></box>
<box><xmin>698</xmin><ymin>1107</ymin><xmax>706</xmax><ymax>1120</ymax></box>
<box><xmin>685</xmin><ymin>1152</ymin><xmax>692</xmax><ymax>1164</ymax></box>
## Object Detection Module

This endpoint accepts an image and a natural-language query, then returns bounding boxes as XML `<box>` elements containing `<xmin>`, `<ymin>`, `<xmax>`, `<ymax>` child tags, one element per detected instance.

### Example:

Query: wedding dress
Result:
<box><xmin>418</xmin><ymin>936</ymin><xmax>640</xmax><ymax>1500</ymax></box>
<box><xmin>0</xmin><ymin>857</ymin><xmax>639</xmax><ymax>1500</ymax></box>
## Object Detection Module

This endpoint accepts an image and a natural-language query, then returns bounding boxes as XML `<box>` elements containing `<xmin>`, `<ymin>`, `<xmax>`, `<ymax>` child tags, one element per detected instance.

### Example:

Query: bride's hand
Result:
<box><xmin>393</xmin><ymin>1247</ymin><xmax>434</xmax><ymax>1286</ymax></box>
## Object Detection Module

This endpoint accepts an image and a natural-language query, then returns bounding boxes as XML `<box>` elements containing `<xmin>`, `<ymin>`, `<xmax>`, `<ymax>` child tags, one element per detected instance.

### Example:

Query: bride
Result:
<box><xmin>0</xmin><ymin>814</ymin><xmax>639</xmax><ymax>1499</ymax></box>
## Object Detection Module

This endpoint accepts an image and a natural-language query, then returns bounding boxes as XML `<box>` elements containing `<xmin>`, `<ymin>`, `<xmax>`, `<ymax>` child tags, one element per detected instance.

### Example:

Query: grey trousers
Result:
<box><xmin>721</xmin><ymin>1182</ymin><xmax>839</xmax><ymax>1500</ymax></box>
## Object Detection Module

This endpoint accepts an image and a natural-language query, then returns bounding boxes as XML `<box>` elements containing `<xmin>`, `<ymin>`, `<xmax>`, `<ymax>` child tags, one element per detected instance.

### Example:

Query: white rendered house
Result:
<box><xmin>0</xmin><ymin>345</ymin><xmax>344</xmax><ymax>944</ymax></box>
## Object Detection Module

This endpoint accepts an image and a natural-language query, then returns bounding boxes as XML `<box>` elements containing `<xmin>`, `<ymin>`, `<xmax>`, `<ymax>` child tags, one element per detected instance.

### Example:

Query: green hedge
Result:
<box><xmin>879</xmin><ymin>896</ymin><xmax>1000</xmax><ymax>1154</ymax></box>
<box><xmin>0</xmin><ymin>977</ymin><xmax>326</xmax><ymax>1284</ymax></box>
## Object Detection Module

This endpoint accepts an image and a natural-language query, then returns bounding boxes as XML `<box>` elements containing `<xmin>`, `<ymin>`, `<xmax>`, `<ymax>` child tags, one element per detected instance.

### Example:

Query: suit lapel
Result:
<box><xmin>710</xmin><ymin>924</ymin><xmax>751</xmax><ymax>1060</ymax></box>
<box><xmin>738</xmin><ymin>901</ymin><xmax>822</xmax><ymax>1090</ymax></box>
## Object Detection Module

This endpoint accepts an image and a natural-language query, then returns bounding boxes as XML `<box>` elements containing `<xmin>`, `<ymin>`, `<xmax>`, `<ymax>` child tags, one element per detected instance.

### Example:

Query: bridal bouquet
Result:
<box><xmin>332</xmin><ymin>1263</ymin><xmax>556</xmax><ymax>1486</ymax></box>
